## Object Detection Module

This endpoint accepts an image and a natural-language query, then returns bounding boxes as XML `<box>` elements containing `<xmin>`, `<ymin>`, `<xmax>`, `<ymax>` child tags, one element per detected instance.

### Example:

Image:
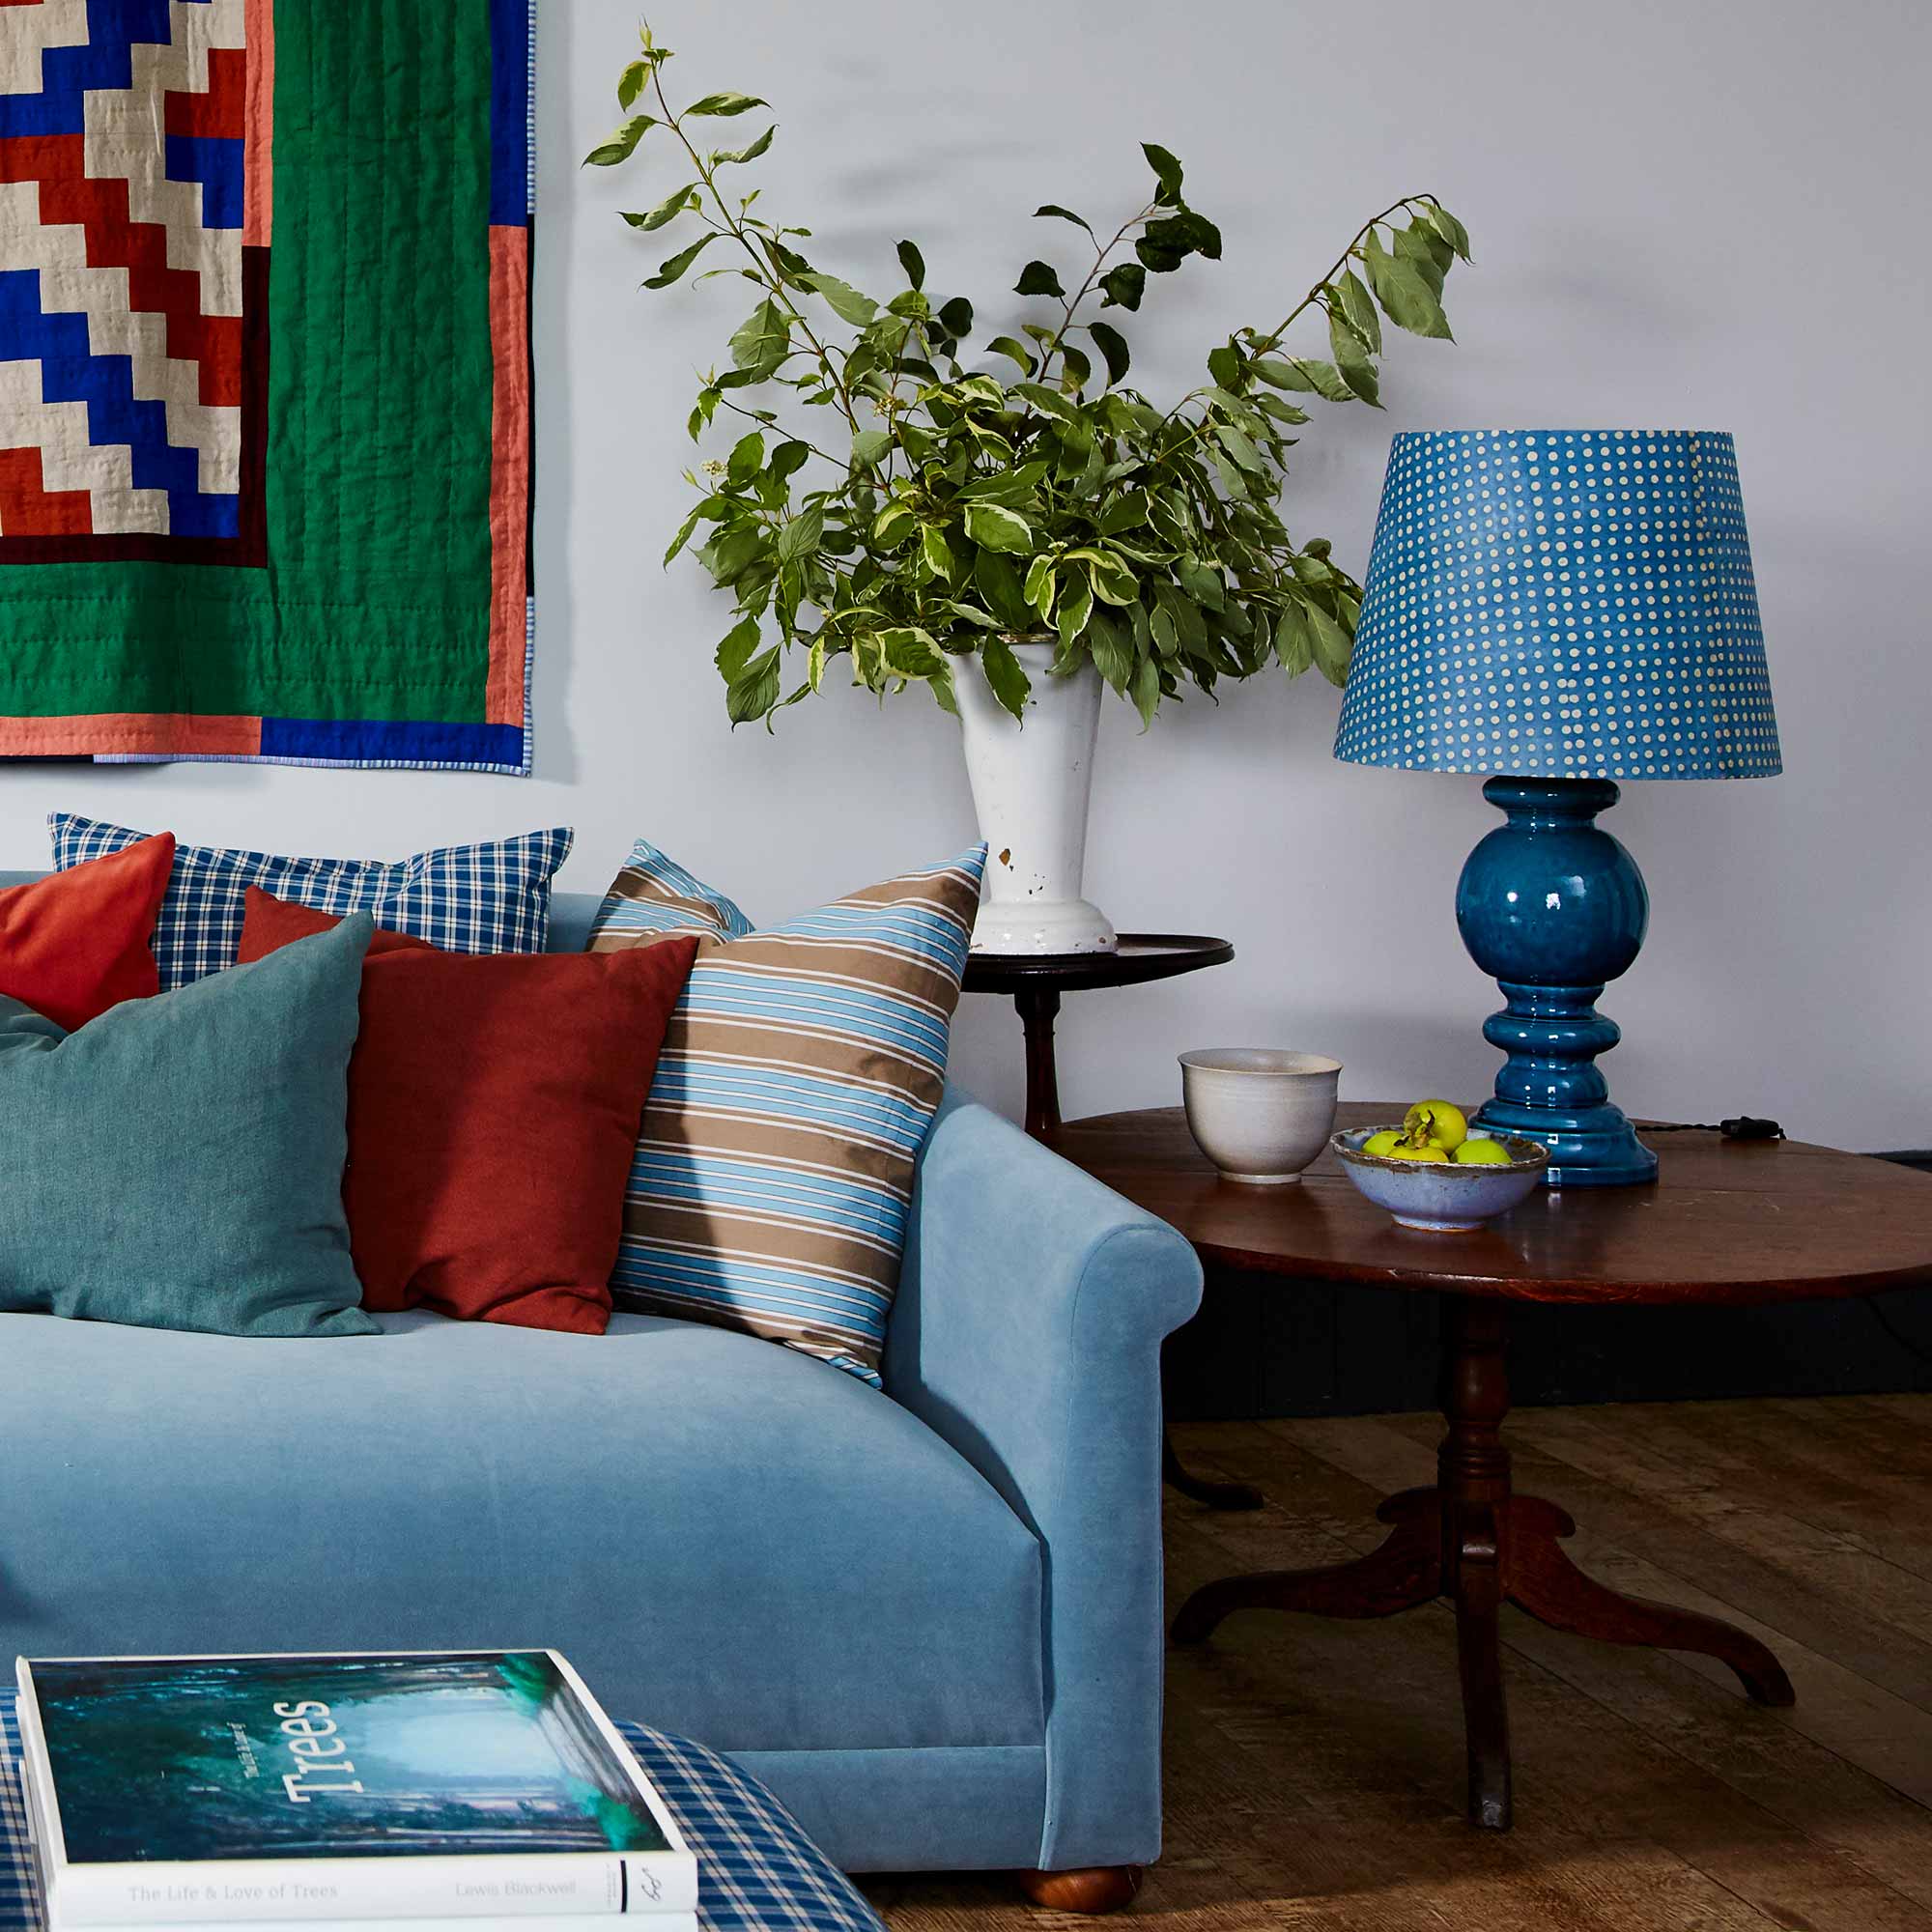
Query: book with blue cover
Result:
<box><xmin>14</xmin><ymin>1652</ymin><xmax>696</xmax><ymax>1928</ymax></box>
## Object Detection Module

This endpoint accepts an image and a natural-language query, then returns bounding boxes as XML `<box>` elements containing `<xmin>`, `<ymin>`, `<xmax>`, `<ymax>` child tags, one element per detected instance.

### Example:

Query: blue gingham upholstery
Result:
<box><xmin>0</xmin><ymin>1693</ymin><xmax>882</xmax><ymax>1932</ymax></box>
<box><xmin>47</xmin><ymin>815</ymin><xmax>573</xmax><ymax>990</ymax></box>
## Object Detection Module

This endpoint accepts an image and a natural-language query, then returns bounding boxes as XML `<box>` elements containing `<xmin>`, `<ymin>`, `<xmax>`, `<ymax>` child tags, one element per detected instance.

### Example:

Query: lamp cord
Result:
<box><xmin>1642</xmin><ymin>1116</ymin><xmax>1785</xmax><ymax>1141</ymax></box>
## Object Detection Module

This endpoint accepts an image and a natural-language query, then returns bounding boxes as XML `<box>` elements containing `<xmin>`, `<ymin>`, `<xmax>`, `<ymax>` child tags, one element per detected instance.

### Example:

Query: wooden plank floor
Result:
<box><xmin>862</xmin><ymin>1395</ymin><xmax>1932</xmax><ymax>1932</ymax></box>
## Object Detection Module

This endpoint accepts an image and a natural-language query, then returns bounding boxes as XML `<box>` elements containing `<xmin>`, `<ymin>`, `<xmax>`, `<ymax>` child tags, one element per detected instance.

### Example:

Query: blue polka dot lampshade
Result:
<box><xmin>1333</xmin><ymin>430</ymin><xmax>1779</xmax><ymax>780</ymax></box>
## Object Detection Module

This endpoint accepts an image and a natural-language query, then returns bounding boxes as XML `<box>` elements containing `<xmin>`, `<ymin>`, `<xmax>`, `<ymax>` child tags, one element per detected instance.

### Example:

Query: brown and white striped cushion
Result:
<box><xmin>587</xmin><ymin>841</ymin><xmax>985</xmax><ymax>1382</ymax></box>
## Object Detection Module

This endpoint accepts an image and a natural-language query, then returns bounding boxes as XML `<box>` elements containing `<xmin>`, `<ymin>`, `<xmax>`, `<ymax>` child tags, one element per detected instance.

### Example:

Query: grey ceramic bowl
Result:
<box><xmin>1179</xmin><ymin>1049</ymin><xmax>1343</xmax><ymax>1184</ymax></box>
<box><xmin>1331</xmin><ymin>1126</ymin><xmax>1549</xmax><ymax>1232</ymax></box>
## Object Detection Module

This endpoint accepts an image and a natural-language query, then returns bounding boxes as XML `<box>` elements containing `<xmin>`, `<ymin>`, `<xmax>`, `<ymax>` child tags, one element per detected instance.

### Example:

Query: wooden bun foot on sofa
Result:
<box><xmin>1014</xmin><ymin>1865</ymin><xmax>1144</xmax><ymax>1913</ymax></box>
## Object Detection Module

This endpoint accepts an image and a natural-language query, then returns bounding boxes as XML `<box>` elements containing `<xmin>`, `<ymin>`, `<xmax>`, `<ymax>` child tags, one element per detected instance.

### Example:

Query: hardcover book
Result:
<box><xmin>14</xmin><ymin>1652</ymin><xmax>696</xmax><ymax>1926</ymax></box>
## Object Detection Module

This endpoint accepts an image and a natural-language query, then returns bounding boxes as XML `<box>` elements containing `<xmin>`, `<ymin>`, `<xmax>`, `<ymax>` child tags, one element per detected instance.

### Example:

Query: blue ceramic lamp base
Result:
<box><xmin>1456</xmin><ymin>778</ymin><xmax>1659</xmax><ymax>1188</ymax></box>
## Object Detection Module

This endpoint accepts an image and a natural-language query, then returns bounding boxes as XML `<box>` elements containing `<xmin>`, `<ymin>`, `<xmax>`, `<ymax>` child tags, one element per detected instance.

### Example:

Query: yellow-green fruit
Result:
<box><xmin>1362</xmin><ymin>1129</ymin><xmax>1406</xmax><ymax>1157</ymax></box>
<box><xmin>1386</xmin><ymin>1142</ymin><xmax>1451</xmax><ymax>1163</ymax></box>
<box><xmin>1453</xmin><ymin>1138</ymin><xmax>1513</xmax><ymax>1166</ymax></box>
<box><xmin>1404</xmin><ymin>1098</ymin><xmax>1468</xmax><ymax>1151</ymax></box>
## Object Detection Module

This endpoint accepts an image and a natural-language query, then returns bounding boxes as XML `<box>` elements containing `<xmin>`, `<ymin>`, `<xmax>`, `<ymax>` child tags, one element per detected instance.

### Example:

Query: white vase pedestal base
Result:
<box><xmin>970</xmin><ymin>895</ymin><xmax>1118</xmax><ymax>957</ymax></box>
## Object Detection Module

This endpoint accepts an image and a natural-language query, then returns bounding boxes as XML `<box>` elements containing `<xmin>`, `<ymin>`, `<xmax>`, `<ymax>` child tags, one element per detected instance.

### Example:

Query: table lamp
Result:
<box><xmin>1333</xmin><ymin>430</ymin><xmax>1779</xmax><ymax>1186</ymax></box>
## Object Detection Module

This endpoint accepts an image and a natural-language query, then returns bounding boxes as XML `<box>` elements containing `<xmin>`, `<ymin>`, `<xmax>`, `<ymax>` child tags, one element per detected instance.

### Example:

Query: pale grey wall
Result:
<box><xmin>4</xmin><ymin>0</ymin><xmax>1926</xmax><ymax>1146</ymax></box>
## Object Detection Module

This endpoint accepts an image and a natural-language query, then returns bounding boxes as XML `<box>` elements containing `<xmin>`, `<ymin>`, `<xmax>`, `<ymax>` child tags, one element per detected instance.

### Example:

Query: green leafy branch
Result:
<box><xmin>586</xmin><ymin>22</ymin><xmax>1472</xmax><ymax>727</ymax></box>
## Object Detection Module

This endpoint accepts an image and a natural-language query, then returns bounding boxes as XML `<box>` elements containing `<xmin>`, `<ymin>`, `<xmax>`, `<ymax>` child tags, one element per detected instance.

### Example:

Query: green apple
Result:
<box><xmin>1403</xmin><ymin>1098</ymin><xmax>1468</xmax><ymax>1151</ymax></box>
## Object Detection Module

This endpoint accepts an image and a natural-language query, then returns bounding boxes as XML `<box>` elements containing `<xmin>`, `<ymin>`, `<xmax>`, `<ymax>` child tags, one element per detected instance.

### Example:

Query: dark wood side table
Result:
<box><xmin>961</xmin><ymin>934</ymin><xmax>1252</xmax><ymax>1510</ymax></box>
<box><xmin>961</xmin><ymin>935</ymin><xmax>1234</xmax><ymax>1139</ymax></box>
<box><xmin>1047</xmin><ymin>1101</ymin><xmax>1932</xmax><ymax>1831</ymax></box>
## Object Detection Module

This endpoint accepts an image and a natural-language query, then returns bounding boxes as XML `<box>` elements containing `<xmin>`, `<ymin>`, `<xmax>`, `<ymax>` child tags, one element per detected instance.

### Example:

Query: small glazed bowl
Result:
<box><xmin>1179</xmin><ymin>1049</ymin><xmax>1343</xmax><ymax>1184</ymax></box>
<box><xmin>1332</xmin><ymin>1126</ymin><xmax>1549</xmax><ymax>1232</ymax></box>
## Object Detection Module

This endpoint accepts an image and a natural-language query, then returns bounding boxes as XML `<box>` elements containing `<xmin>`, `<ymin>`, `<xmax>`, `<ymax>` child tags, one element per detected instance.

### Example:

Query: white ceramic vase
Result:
<box><xmin>954</xmin><ymin>637</ymin><xmax>1118</xmax><ymax>955</ymax></box>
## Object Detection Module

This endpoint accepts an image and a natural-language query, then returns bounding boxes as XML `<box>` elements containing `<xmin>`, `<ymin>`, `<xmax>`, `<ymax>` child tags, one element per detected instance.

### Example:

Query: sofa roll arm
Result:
<box><xmin>884</xmin><ymin>1089</ymin><xmax>1203</xmax><ymax>1871</ymax></box>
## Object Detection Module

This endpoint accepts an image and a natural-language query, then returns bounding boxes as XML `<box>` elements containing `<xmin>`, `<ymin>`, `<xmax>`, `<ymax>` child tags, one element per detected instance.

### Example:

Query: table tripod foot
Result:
<box><xmin>1171</xmin><ymin>1507</ymin><xmax>1440</xmax><ymax>1644</ymax></box>
<box><xmin>1507</xmin><ymin>1510</ymin><xmax>1796</xmax><ymax>1707</ymax></box>
<box><xmin>1163</xmin><ymin>1432</ymin><xmax>1264</xmax><ymax>1511</ymax></box>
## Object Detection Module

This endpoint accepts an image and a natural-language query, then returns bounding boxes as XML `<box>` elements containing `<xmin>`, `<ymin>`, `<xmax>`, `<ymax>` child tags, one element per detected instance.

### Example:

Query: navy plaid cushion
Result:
<box><xmin>0</xmin><ymin>1693</ymin><xmax>881</xmax><ymax>1932</ymax></box>
<box><xmin>48</xmin><ymin>815</ymin><xmax>573</xmax><ymax>990</ymax></box>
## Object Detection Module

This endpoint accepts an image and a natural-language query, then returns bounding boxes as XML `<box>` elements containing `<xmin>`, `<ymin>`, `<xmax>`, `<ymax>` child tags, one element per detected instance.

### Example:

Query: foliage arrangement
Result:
<box><xmin>586</xmin><ymin>25</ymin><xmax>1471</xmax><ymax>726</ymax></box>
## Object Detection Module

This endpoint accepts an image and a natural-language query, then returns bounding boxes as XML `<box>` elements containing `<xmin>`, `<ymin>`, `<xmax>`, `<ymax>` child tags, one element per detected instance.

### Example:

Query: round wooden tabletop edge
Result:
<box><xmin>962</xmin><ymin>934</ymin><xmax>1234</xmax><ymax>989</ymax></box>
<box><xmin>1045</xmin><ymin>1103</ymin><xmax>1932</xmax><ymax>1305</ymax></box>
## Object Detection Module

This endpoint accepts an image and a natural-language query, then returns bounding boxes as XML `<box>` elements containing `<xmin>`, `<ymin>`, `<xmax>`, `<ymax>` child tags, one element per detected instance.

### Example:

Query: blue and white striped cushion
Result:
<box><xmin>588</xmin><ymin>841</ymin><xmax>985</xmax><ymax>1384</ymax></box>
<box><xmin>48</xmin><ymin>814</ymin><xmax>572</xmax><ymax>989</ymax></box>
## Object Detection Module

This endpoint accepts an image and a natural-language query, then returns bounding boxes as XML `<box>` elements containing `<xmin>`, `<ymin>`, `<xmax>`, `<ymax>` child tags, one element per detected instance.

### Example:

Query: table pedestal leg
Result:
<box><xmin>1438</xmin><ymin>1297</ymin><xmax>1516</xmax><ymax>1829</ymax></box>
<box><xmin>1171</xmin><ymin>1296</ymin><xmax>1795</xmax><ymax>1828</ymax></box>
<box><xmin>1015</xmin><ymin>986</ymin><xmax>1063</xmax><ymax>1141</ymax></box>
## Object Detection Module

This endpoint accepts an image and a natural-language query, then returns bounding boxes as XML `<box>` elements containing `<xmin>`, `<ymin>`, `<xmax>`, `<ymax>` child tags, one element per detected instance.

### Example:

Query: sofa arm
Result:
<box><xmin>883</xmin><ymin>1088</ymin><xmax>1203</xmax><ymax>1872</ymax></box>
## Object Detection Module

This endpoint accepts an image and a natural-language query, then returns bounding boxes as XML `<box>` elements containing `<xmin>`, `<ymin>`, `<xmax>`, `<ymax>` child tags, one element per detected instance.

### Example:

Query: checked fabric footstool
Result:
<box><xmin>0</xmin><ymin>1694</ymin><xmax>882</xmax><ymax>1932</ymax></box>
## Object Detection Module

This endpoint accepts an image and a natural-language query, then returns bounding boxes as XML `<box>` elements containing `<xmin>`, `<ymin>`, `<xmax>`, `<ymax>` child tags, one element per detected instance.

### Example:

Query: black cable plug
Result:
<box><xmin>1644</xmin><ymin>1116</ymin><xmax>1785</xmax><ymax>1139</ymax></box>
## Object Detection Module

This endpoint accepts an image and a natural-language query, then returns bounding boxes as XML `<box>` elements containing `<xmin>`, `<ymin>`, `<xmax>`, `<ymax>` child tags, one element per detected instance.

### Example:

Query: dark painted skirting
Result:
<box><xmin>1164</xmin><ymin>1149</ymin><xmax>1932</xmax><ymax>1421</ymax></box>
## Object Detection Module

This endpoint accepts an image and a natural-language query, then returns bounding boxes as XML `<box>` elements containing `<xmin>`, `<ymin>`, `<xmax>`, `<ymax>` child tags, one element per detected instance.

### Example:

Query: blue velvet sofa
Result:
<box><xmin>0</xmin><ymin>883</ymin><xmax>1203</xmax><ymax>1885</ymax></box>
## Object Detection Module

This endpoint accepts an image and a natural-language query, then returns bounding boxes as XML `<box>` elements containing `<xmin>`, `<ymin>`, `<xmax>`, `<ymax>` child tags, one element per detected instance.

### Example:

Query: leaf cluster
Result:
<box><xmin>586</xmin><ymin>25</ymin><xmax>1471</xmax><ymax>725</ymax></box>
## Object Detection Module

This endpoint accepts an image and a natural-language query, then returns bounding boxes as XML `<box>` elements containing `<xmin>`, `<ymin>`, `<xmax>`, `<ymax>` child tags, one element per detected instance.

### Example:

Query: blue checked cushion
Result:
<box><xmin>0</xmin><ymin>1693</ymin><xmax>883</xmax><ymax>1932</ymax></box>
<box><xmin>587</xmin><ymin>841</ymin><xmax>986</xmax><ymax>1385</ymax></box>
<box><xmin>48</xmin><ymin>815</ymin><xmax>573</xmax><ymax>990</ymax></box>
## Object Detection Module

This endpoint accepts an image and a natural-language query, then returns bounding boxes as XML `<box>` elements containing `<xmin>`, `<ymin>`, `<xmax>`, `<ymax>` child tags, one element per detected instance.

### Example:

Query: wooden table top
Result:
<box><xmin>1047</xmin><ymin>1102</ymin><xmax>1932</xmax><ymax>1307</ymax></box>
<box><xmin>961</xmin><ymin>934</ymin><xmax>1233</xmax><ymax>995</ymax></box>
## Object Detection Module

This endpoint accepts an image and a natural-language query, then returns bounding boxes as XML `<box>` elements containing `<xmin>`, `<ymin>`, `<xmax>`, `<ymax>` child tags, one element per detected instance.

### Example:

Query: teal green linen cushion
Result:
<box><xmin>0</xmin><ymin>915</ymin><xmax>379</xmax><ymax>1339</ymax></box>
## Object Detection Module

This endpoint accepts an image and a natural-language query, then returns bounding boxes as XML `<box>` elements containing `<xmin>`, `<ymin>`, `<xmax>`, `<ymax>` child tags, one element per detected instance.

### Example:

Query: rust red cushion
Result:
<box><xmin>0</xmin><ymin>834</ymin><xmax>175</xmax><ymax>1032</ymax></box>
<box><xmin>239</xmin><ymin>887</ymin><xmax>698</xmax><ymax>1335</ymax></box>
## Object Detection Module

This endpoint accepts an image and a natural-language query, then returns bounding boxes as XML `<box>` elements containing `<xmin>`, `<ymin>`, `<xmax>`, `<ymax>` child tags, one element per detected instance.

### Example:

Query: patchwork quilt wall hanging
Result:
<box><xmin>0</xmin><ymin>0</ymin><xmax>535</xmax><ymax>773</ymax></box>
